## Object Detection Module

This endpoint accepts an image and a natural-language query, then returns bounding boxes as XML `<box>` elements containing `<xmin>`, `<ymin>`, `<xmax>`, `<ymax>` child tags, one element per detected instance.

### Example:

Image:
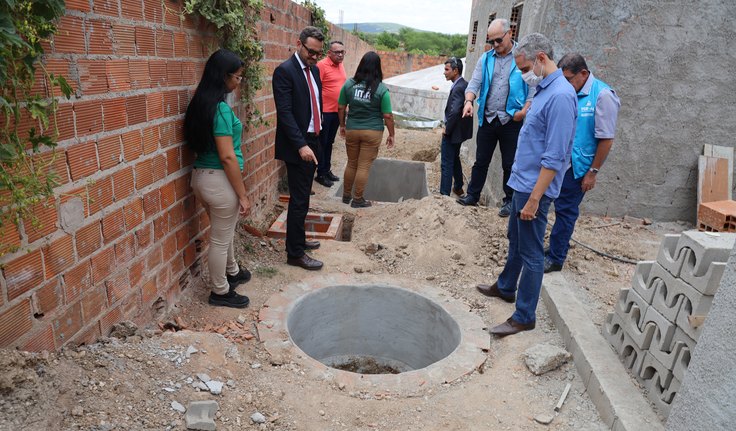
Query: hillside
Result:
<box><xmin>339</xmin><ymin>22</ymin><xmax>415</xmax><ymax>34</ymax></box>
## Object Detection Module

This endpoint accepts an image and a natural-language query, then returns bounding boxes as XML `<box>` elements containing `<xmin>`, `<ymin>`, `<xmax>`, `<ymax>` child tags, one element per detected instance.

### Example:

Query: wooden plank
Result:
<box><xmin>703</xmin><ymin>144</ymin><xmax>733</xmax><ymax>199</ymax></box>
<box><xmin>698</xmin><ymin>155</ymin><xmax>730</xmax><ymax>206</ymax></box>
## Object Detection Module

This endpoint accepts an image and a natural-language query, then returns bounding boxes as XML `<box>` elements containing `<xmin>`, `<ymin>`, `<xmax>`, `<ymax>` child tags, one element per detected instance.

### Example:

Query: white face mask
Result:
<box><xmin>521</xmin><ymin>59</ymin><xmax>543</xmax><ymax>87</ymax></box>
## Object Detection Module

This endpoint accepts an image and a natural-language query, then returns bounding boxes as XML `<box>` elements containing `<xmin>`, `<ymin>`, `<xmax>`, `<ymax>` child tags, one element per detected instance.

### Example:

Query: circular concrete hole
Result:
<box><xmin>287</xmin><ymin>285</ymin><xmax>461</xmax><ymax>374</ymax></box>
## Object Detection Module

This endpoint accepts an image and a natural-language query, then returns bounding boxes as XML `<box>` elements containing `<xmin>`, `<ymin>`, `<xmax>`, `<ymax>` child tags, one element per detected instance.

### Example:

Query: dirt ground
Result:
<box><xmin>0</xmin><ymin>127</ymin><xmax>691</xmax><ymax>430</ymax></box>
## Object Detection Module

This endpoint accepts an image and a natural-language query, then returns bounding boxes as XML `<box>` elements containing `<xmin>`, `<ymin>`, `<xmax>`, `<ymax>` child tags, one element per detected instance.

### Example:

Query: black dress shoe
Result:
<box><xmin>305</xmin><ymin>240</ymin><xmax>320</xmax><ymax>250</ymax></box>
<box><xmin>326</xmin><ymin>171</ymin><xmax>340</xmax><ymax>182</ymax></box>
<box><xmin>476</xmin><ymin>283</ymin><xmax>515</xmax><ymax>303</ymax></box>
<box><xmin>227</xmin><ymin>267</ymin><xmax>251</xmax><ymax>292</ymax></box>
<box><xmin>498</xmin><ymin>201</ymin><xmax>512</xmax><ymax>218</ymax></box>
<box><xmin>208</xmin><ymin>290</ymin><xmax>250</xmax><ymax>309</ymax></box>
<box><xmin>544</xmin><ymin>260</ymin><xmax>563</xmax><ymax>273</ymax></box>
<box><xmin>287</xmin><ymin>254</ymin><xmax>323</xmax><ymax>270</ymax></box>
<box><xmin>456</xmin><ymin>195</ymin><xmax>478</xmax><ymax>206</ymax></box>
<box><xmin>490</xmin><ymin>317</ymin><xmax>536</xmax><ymax>337</ymax></box>
<box><xmin>315</xmin><ymin>175</ymin><xmax>334</xmax><ymax>187</ymax></box>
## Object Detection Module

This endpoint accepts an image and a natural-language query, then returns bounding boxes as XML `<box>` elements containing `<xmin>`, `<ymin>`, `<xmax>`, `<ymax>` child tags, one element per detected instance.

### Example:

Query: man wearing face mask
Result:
<box><xmin>475</xmin><ymin>33</ymin><xmax>577</xmax><ymax>337</ymax></box>
<box><xmin>459</xmin><ymin>19</ymin><xmax>533</xmax><ymax>217</ymax></box>
<box><xmin>544</xmin><ymin>53</ymin><xmax>620</xmax><ymax>273</ymax></box>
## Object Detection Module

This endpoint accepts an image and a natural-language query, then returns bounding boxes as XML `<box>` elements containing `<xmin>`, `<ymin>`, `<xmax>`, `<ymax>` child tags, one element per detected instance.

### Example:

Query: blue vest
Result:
<box><xmin>571</xmin><ymin>78</ymin><xmax>611</xmax><ymax>179</ymax></box>
<box><xmin>476</xmin><ymin>50</ymin><xmax>528</xmax><ymax>126</ymax></box>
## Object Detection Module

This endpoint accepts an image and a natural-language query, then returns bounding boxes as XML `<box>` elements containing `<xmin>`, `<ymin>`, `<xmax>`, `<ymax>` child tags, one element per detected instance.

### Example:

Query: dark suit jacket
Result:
<box><xmin>444</xmin><ymin>77</ymin><xmax>473</xmax><ymax>144</ymax></box>
<box><xmin>273</xmin><ymin>54</ymin><xmax>323</xmax><ymax>164</ymax></box>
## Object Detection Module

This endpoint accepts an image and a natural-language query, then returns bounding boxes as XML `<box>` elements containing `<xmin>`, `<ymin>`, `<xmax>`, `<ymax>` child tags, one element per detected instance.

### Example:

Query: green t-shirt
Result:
<box><xmin>338</xmin><ymin>78</ymin><xmax>392</xmax><ymax>131</ymax></box>
<box><xmin>193</xmin><ymin>101</ymin><xmax>244</xmax><ymax>170</ymax></box>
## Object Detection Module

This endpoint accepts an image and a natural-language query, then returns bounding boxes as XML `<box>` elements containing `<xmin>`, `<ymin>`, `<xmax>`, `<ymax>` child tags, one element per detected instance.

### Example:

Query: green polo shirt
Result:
<box><xmin>194</xmin><ymin>102</ymin><xmax>244</xmax><ymax>170</ymax></box>
<box><xmin>338</xmin><ymin>79</ymin><xmax>392</xmax><ymax>131</ymax></box>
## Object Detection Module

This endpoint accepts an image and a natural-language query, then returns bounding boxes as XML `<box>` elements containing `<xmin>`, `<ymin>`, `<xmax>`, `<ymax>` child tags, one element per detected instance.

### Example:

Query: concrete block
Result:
<box><xmin>650</xmin><ymin>261</ymin><xmax>713</xmax><ymax>319</ymax></box>
<box><xmin>672</xmin><ymin>344</ymin><xmax>692</xmax><ymax>382</ymax></box>
<box><xmin>675</xmin><ymin>297</ymin><xmax>706</xmax><ymax>341</ymax></box>
<box><xmin>185</xmin><ymin>400</ymin><xmax>218</xmax><ymax>431</ymax></box>
<box><xmin>619</xmin><ymin>331</ymin><xmax>647</xmax><ymax>375</ymax></box>
<box><xmin>641</xmin><ymin>353</ymin><xmax>676</xmax><ymax>418</ymax></box>
<box><xmin>631</xmin><ymin>260</ymin><xmax>656</xmax><ymax>303</ymax></box>
<box><xmin>656</xmin><ymin>234</ymin><xmax>688</xmax><ymax>277</ymax></box>
<box><xmin>643</xmin><ymin>306</ymin><xmax>676</xmax><ymax>349</ymax></box>
<box><xmin>677</xmin><ymin>231</ymin><xmax>735</xmax><ymax>295</ymax></box>
<box><xmin>618</xmin><ymin>303</ymin><xmax>657</xmax><ymax>350</ymax></box>
<box><xmin>617</xmin><ymin>288</ymin><xmax>650</xmax><ymax>324</ymax></box>
<box><xmin>651</xmin><ymin>279</ymin><xmax>686</xmax><ymax>323</ymax></box>
<box><xmin>603</xmin><ymin>312</ymin><xmax>625</xmax><ymax>353</ymax></box>
<box><xmin>649</xmin><ymin>326</ymin><xmax>694</xmax><ymax>371</ymax></box>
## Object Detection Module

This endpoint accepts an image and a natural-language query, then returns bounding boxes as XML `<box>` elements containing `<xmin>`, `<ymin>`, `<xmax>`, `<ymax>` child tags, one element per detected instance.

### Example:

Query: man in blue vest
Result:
<box><xmin>458</xmin><ymin>18</ymin><xmax>532</xmax><ymax>217</ymax></box>
<box><xmin>544</xmin><ymin>53</ymin><xmax>621</xmax><ymax>273</ymax></box>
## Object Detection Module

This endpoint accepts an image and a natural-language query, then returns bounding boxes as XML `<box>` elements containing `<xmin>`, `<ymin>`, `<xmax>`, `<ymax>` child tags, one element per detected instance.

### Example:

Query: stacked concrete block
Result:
<box><xmin>603</xmin><ymin>230</ymin><xmax>736</xmax><ymax>418</ymax></box>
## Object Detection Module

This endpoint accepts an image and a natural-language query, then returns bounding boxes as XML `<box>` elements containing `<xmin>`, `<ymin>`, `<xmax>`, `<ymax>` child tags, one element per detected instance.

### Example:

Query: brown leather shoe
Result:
<box><xmin>287</xmin><ymin>254</ymin><xmax>323</xmax><ymax>270</ymax></box>
<box><xmin>489</xmin><ymin>317</ymin><xmax>536</xmax><ymax>337</ymax></box>
<box><xmin>476</xmin><ymin>283</ymin><xmax>515</xmax><ymax>303</ymax></box>
<box><xmin>453</xmin><ymin>187</ymin><xmax>464</xmax><ymax>197</ymax></box>
<box><xmin>305</xmin><ymin>240</ymin><xmax>320</xmax><ymax>250</ymax></box>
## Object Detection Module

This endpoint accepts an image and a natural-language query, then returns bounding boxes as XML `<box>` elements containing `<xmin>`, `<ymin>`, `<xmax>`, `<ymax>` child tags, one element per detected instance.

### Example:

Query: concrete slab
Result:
<box><xmin>334</xmin><ymin>158</ymin><xmax>430</xmax><ymax>203</ymax></box>
<box><xmin>542</xmin><ymin>273</ymin><xmax>664</xmax><ymax>431</ymax></box>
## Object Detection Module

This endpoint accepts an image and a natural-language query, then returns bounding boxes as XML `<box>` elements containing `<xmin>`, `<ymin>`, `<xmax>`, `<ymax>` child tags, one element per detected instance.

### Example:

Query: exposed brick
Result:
<box><xmin>135</xmin><ymin>27</ymin><xmax>155</xmax><ymax>56</ymax></box>
<box><xmin>126</xmin><ymin>95</ymin><xmax>147</xmax><ymax>126</ymax></box>
<box><xmin>24</xmin><ymin>199</ymin><xmax>58</xmax><ymax>243</ymax></box>
<box><xmin>156</xmin><ymin>29</ymin><xmax>174</xmax><ymax>58</ymax></box>
<box><xmin>105</xmin><ymin>60</ymin><xmax>130</xmax><ymax>92</ymax></box>
<box><xmin>42</xmin><ymin>235</ymin><xmax>75</xmax><ymax>279</ymax></box>
<box><xmin>103</xmin><ymin>99</ymin><xmax>128</xmax><ymax>133</ymax></box>
<box><xmin>0</xmin><ymin>221</ymin><xmax>22</xmax><ymax>256</ymax></box>
<box><xmin>3</xmin><ymin>249</ymin><xmax>44</xmax><ymax>301</ymax></box>
<box><xmin>135</xmin><ymin>223</ymin><xmax>152</xmax><ymax>251</ymax></box>
<box><xmin>177</xmin><ymin>89</ymin><xmax>190</xmax><ymax>114</ymax></box>
<box><xmin>163</xmin><ymin>1</ymin><xmax>183</xmax><ymax>27</ymax></box>
<box><xmin>175</xmin><ymin>225</ymin><xmax>189</xmax><ymax>251</ymax></box>
<box><xmin>54</xmin><ymin>16</ymin><xmax>86</xmax><ymax>54</ymax></box>
<box><xmin>99</xmin><ymin>306</ymin><xmax>122</xmax><ymax>336</ymax></box>
<box><xmin>146</xmin><ymin>92</ymin><xmax>164</xmax><ymax>120</ymax></box>
<box><xmin>141</xmin><ymin>278</ymin><xmax>158</xmax><ymax>304</ymax></box>
<box><xmin>115</xmin><ymin>233</ymin><xmax>136</xmax><ymax>266</ymax></box>
<box><xmin>81</xmin><ymin>285</ymin><xmax>107</xmax><ymax>323</ymax></box>
<box><xmin>70</xmin><ymin>322</ymin><xmax>101</xmax><ymax>346</ymax></box>
<box><xmin>93</xmin><ymin>0</ymin><xmax>119</xmax><ymax>17</ymax></box>
<box><xmin>77</xmin><ymin>60</ymin><xmax>108</xmax><ymax>95</ymax></box>
<box><xmin>65</xmin><ymin>0</ymin><xmax>91</xmax><ymax>12</ymax></box>
<box><xmin>88</xmin><ymin>19</ymin><xmax>114</xmax><ymax>55</ymax></box>
<box><xmin>165</xmin><ymin>147</ymin><xmax>181</xmax><ymax>175</ymax></box>
<box><xmin>156</xmin><ymin>266</ymin><xmax>170</xmax><ymax>293</ymax></box>
<box><xmin>74</xmin><ymin>101</ymin><xmax>104</xmax><ymax>137</ymax></box>
<box><xmin>33</xmin><ymin>279</ymin><xmax>61</xmax><ymax>318</ymax></box>
<box><xmin>21</xmin><ymin>324</ymin><xmax>56</xmax><ymax>352</ymax></box>
<box><xmin>168</xmin><ymin>202</ymin><xmax>183</xmax><ymax>228</ymax></box>
<box><xmin>97</xmin><ymin>135</ymin><xmax>122</xmax><ymax>170</ymax></box>
<box><xmin>174</xmin><ymin>32</ymin><xmax>189</xmax><ymax>57</ymax></box>
<box><xmin>174</xmin><ymin>174</ymin><xmax>190</xmax><ymax>200</ymax></box>
<box><xmin>160</xmin><ymin>181</ymin><xmax>176</xmax><ymax>208</ymax></box>
<box><xmin>166</xmin><ymin>61</ymin><xmax>183</xmax><ymax>86</ymax></box>
<box><xmin>162</xmin><ymin>234</ymin><xmax>177</xmax><ymax>262</ymax></box>
<box><xmin>52</xmin><ymin>301</ymin><xmax>82</xmax><ymax>347</ymax></box>
<box><xmin>90</xmin><ymin>247</ymin><xmax>115</xmax><ymax>284</ymax></box>
<box><xmin>141</xmin><ymin>125</ymin><xmax>159</xmax><ymax>155</ymax></box>
<box><xmin>162</xmin><ymin>91</ymin><xmax>178</xmax><ymax>117</ymax></box>
<box><xmin>123</xmin><ymin>198</ymin><xmax>144</xmax><ymax>230</ymax></box>
<box><xmin>0</xmin><ymin>299</ymin><xmax>33</xmax><ymax>347</ymax></box>
<box><xmin>63</xmin><ymin>260</ymin><xmax>92</xmax><ymax>303</ymax></box>
<box><xmin>121</xmin><ymin>0</ymin><xmax>144</xmax><ymax>20</ymax></box>
<box><xmin>159</xmin><ymin>120</ymin><xmax>183</xmax><ymax>147</ymax></box>
<box><xmin>66</xmin><ymin>140</ymin><xmax>99</xmax><ymax>180</ymax></box>
<box><xmin>153</xmin><ymin>213</ymin><xmax>169</xmax><ymax>242</ymax></box>
<box><xmin>128</xmin><ymin>60</ymin><xmax>151</xmax><ymax>89</ymax></box>
<box><xmin>112</xmin><ymin>166</ymin><xmax>134</xmax><ymax>202</ymax></box>
<box><xmin>183</xmin><ymin>242</ymin><xmax>197</xmax><ymax>267</ymax></box>
<box><xmin>102</xmin><ymin>208</ymin><xmax>125</xmax><ymax>244</ymax></box>
<box><xmin>134</xmin><ymin>158</ymin><xmax>154</xmax><ymax>189</ymax></box>
<box><xmin>87</xmin><ymin>175</ymin><xmax>113</xmax><ymax>215</ymax></box>
<box><xmin>105</xmin><ymin>271</ymin><xmax>130</xmax><ymax>305</ymax></box>
<box><xmin>146</xmin><ymin>244</ymin><xmax>162</xmax><ymax>271</ymax></box>
<box><xmin>74</xmin><ymin>221</ymin><xmax>101</xmax><ymax>260</ymax></box>
<box><xmin>149</xmin><ymin>60</ymin><xmax>167</xmax><ymax>88</ymax></box>
<box><xmin>152</xmin><ymin>154</ymin><xmax>168</xmax><ymax>182</ymax></box>
<box><xmin>112</xmin><ymin>23</ymin><xmax>136</xmax><ymax>56</ymax></box>
<box><xmin>128</xmin><ymin>259</ymin><xmax>145</xmax><ymax>288</ymax></box>
<box><xmin>33</xmin><ymin>149</ymin><xmax>70</xmax><ymax>187</ymax></box>
<box><xmin>143</xmin><ymin>189</ymin><xmax>161</xmax><ymax>218</ymax></box>
<box><xmin>143</xmin><ymin>1</ymin><xmax>163</xmax><ymax>23</ymax></box>
<box><xmin>121</xmin><ymin>130</ymin><xmax>143</xmax><ymax>162</ymax></box>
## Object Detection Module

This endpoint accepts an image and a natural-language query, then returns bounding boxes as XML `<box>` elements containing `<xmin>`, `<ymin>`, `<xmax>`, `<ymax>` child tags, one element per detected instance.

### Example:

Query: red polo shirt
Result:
<box><xmin>317</xmin><ymin>57</ymin><xmax>347</xmax><ymax>113</ymax></box>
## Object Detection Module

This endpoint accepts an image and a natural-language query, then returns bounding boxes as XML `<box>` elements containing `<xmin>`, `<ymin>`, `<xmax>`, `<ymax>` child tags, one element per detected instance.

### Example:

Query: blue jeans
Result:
<box><xmin>439</xmin><ymin>135</ymin><xmax>464</xmax><ymax>195</ymax></box>
<box><xmin>548</xmin><ymin>168</ymin><xmax>585</xmax><ymax>266</ymax></box>
<box><xmin>317</xmin><ymin>112</ymin><xmax>339</xmax><ymax>177</ymax></box>
<box><xmin>466</xmin><ymin>117</ymin><xmax>522</xmax><ymax>203</ymax></box>
<box><xmin>496</xmin><ymin>191</ymin><xmax>553</xmax><ymax>324</ymax></box>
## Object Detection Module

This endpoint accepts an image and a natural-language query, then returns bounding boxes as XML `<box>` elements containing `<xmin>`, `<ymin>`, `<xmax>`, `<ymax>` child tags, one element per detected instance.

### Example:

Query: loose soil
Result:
<box><xmin>0</xmin><ymin>127</ymin><xmax>690</xmax><ymax>430</ymax></box>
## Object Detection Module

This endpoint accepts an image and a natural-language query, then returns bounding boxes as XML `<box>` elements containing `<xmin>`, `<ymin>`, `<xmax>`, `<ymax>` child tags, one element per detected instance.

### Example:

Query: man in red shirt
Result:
<box><xmin>315</xmin><ymin>41</ymin><xmax>347</xmax><ymax>187</ymax></box>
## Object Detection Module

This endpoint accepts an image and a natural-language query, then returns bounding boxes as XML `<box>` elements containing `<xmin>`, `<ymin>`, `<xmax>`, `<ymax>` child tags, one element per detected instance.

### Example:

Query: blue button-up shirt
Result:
<box><xmin>507</xmin><ymin>69</ymin><xmax>577</xmax><ymax>199</ymax></box>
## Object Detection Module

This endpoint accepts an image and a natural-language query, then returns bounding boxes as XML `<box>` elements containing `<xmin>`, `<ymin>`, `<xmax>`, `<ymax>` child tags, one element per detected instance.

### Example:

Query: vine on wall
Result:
<box><xmin>183</xmin><ymin>0</ymin><xmax>265</xmax><ymax>127</ymax></box>
<box><xmin>0</xmin><ymin>0</ymin><xmax>72</xmax><ymax>249</ymax></box>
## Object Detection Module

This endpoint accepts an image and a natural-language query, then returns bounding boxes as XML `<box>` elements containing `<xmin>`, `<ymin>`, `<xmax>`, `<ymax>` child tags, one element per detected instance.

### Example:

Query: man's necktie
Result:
<box><xmin>304</xmin><ymin>66</ymin><xmax>320</xmax><ymax>135</ymax></box>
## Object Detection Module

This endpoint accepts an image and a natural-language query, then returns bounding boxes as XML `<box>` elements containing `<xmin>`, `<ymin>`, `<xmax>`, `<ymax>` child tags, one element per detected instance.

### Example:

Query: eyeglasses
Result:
<box><xmin>487</xmin><ymin>30</ymin><xmax>509</xmax><ymax>45</ymax></box>
<box><xmin>229</xmin><ymin>73</ymin><xmax>243</xmax><ymax>82</ymax></box>
<box><xmin>330</xmin><ymin>50</ymin><xmax>346</xmax><ymax>56</ymax></box>
<box><xmin>302</xmin><ymin>45</ymin><xmax>322</xmax><ymax>58</ymax></box>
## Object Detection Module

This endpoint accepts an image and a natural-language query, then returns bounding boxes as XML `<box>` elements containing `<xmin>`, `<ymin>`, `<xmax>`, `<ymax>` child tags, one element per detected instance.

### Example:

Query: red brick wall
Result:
<box><xmin>378</xmin><ymin>51</ymin><xmax>450</xmax><ymax>78</ymax></box>
<box><xmin>0</xmin><ymin>0</ymin><xmax>372</xmax><ymax>352</ymax></box>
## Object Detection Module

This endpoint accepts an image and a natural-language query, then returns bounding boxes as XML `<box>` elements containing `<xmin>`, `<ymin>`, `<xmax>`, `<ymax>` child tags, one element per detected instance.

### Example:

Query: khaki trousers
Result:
<box><xmin>190</xmin><ymin>168</ymin><xmax>240</xmax><ymax>295</ymax></box>
<box><xmin>343</xmin><ymin>129</ymin><xmax>383</xmax><ymax>200</ymax></box>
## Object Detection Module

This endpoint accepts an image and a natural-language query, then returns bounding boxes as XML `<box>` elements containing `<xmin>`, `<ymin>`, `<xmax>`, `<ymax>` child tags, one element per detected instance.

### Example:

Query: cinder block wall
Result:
<box><xmin>0</xmin><ymin>0</ymin><xmax>372</xmax><ymax>352</ymax></box>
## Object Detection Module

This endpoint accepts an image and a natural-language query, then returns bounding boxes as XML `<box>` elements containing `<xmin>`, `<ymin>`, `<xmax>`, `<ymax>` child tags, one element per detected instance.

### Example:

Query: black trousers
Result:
<box><xmin>466</xmin><ymin>117</ymin><xmax>522</xmax><ymax>203</ymax></box>
<box><xmin>285</xmin><ymin>135</ymin><xmax>318</xmax><ymax>258</ymax></box>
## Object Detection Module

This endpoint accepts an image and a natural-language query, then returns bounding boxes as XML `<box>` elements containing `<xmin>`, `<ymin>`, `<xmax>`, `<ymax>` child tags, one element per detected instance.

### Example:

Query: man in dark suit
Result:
<box><xmin>440</xmin><ymin>57</ymin><xmax>473</xmax><ymax>196</ymax></box>
<box><xmin>273</xmin><ymin>26</ymin><xmax>325</xmax><ymax>270</ymax></box>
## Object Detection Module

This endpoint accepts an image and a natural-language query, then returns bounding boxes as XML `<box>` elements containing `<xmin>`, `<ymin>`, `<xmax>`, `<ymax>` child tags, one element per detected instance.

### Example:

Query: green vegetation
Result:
<box><xmin>254</xmin><ymin>266</ymin><xmax>278</xmax><ymax>278</ymax></box>
<box><xmin>354</xmin><ymin>27</ymin><xmax>467</xmax><ymax>58</ymax></box>
<box><xmin>0</xmin><ymin>0</ymin><xmax>72</xmax><ymax>242</ymax></box>
<box><xmin>301</xmin><ymin>1</ymin><xmax>330</xmax><ymax>54</ymax></box>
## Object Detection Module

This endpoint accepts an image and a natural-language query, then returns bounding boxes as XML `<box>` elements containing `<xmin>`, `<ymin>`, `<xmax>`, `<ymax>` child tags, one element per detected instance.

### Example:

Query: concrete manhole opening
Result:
<box><xmin>334</xmin><ymin>158</ymin><xmax>430</xmax><ymax>203</ymax></box>
<box><xmin>287</xmin><ymin>285</ymin><xmax>461</xmax><ymax>374</ymax></box>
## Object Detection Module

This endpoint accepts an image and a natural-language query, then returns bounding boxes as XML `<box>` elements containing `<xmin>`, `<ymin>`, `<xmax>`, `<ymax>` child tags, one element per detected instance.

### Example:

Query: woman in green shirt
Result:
<box><xmin>184</xmin><ymin>49</ymin><xmax>251</xmax><ymax>309</ymax></box>
<box><xmin>338</xmin><ymin>51</ymin><xmax>395</xmax><ymax>208</ymax></box>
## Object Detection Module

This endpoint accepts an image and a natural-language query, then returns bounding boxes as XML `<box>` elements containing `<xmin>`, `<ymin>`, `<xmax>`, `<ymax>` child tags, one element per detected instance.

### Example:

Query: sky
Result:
<box><xmin>314</xmin><ymin>0</ymin><xmax>473</xmax><ymax>35</ymax></box>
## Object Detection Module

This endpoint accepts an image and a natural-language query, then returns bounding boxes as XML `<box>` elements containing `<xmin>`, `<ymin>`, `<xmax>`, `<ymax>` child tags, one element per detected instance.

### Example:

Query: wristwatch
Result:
<box><xmin>589</xmin><ymin>168</ymin><xmax>599</xmax><ymax>174</ymax></box>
